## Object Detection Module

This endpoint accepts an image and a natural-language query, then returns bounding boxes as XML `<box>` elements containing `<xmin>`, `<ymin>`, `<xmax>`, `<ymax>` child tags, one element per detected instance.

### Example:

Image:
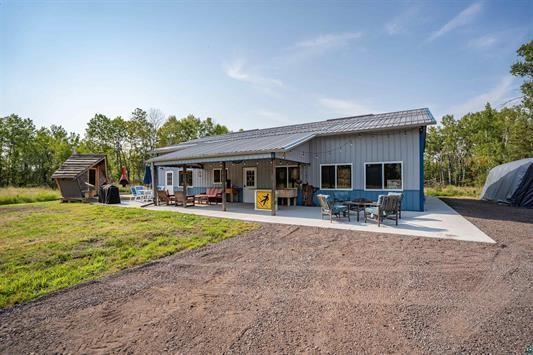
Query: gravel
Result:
<box><xmin>0</xmin><ymin>198</ymin><xmax>531</xmax><ymax>354</ymax></box>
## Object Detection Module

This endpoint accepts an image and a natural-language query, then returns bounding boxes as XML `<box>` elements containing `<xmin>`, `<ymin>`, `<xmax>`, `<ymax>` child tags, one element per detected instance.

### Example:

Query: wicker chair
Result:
<box><xmin>387</xmin><ymin>192</ymin><xmax>403</xmax><ymax>219</ymax></box>
<box><xmin>364</xmin><ymin>194</ymin><xmax>400</xmax><ymax>227</ymax></box>
<box><xmin>317</xmin><ymin>194</ymin><xmax>350</xmax><ymax>222</ymax></box>
<box><xmin>175</xmin><ymin>191</ymin><xmax>195</xmax><ymax>207</ymax></box>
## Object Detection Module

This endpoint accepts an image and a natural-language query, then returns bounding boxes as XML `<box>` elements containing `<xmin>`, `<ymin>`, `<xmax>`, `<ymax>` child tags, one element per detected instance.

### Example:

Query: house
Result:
<box><xmin>147</xmin><ymin>108</ymin><xmax>436</xmax><ymax>212</ymax></box>
<box><xmin>52</xmin><ymin>154</ymin><xmax>108</xmax><ymax>202</ymax></box>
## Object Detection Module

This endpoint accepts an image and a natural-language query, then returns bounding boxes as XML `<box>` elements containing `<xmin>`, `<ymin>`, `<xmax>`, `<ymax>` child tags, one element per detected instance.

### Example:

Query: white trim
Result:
<box><xmin>363</xmin><ymin>161</ymin><xmax>403</xmax><ymax>191</ymax></box>
<box><xmin>319</xmin><ymin>163</ymin><xmax>353</xmax><ymax>190</ymax></box>
<box><xmin>178</xmin><ymin>170</ymin><xmax>194</xmax><ymax>188</ymax></box>
<box><xmin>275</xmin><ymin>165</ymin><xmax>299</xmax><ymax>189</ymax></box>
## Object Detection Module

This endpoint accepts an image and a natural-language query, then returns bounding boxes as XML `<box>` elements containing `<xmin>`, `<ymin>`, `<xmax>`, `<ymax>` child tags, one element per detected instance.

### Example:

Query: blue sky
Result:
<box><xmin>1</xmin><ymin>0</ymin><xmax>531</xmax><ymax>134</ymax></box>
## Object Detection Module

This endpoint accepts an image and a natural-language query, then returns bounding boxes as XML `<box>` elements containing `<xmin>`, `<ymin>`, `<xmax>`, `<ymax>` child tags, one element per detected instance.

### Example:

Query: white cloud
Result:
<box><xmin>428</xmin><ymin>2</ymin><xmax>482</xmax><ymax>41</ymax></box>
<box><xmin>468</xmin><ymin>34</ymin><xmax>497</xmax><ymax>48</ymax></box>
<box><xmin>225</xmin><ymin>59</ymin><xmax>283</xmax><ymax>89</ymax></box>
<box><xmin>295</xmin><ymin>32</ymin><xmax>362</xmax><ymax>50</ymax></box>
<box><xmin>318</xmin><ymin>97</ymin><xmax>373</xmax><ymax>116</ymax></box>
<box><xmin>449</xmin><ymin>76</ymin><xmax>516</xmax><ymax>117</ymax></box>
<box><xmin>256</xmin><ymin>110</ymin><xmax>292</xmax><ymax>125</ymax></box>
<box><xmin>385</xmin><ymin>5</ymin><xmax>420</xmax><ymax>35</ymax></box>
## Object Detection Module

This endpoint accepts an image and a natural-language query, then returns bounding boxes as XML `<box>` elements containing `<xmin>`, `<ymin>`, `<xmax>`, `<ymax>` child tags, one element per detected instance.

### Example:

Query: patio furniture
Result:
<box><xmin>176</xmin><ymin>191</ymin><xmax>195</xmax><ymax>207</ymax></box>
<box><xmin>317</xmin><ymin>194</ymin><xmax>350</xmax><ymax>222</ymax></box>
<box><xmin>344</xmin><ymin>198</ymin><xmax>375</xmax><ymax>222</ymax></box>
<box><xmin>364</xmin><ymin>194</ymin><xmax>401</xmax><ymax>227</ymax></box>
<box><xmin>157</xmin><ymin>189</ymin><xmax>176</xmax><ymax>205</ymax></box>
<box><xmin>195</xmin><ymin>187</ymin><xmax>223</xmax><ymax>204</ymax></box>
<box><xmin>130</xmin><ymin>186</ymin><xmax>143</xmax><ymax>201</ymax></box>
<box><xmin>387</xmin><ymin>192</ymin><xmax>403</xmax><ymax>218</ymax></box>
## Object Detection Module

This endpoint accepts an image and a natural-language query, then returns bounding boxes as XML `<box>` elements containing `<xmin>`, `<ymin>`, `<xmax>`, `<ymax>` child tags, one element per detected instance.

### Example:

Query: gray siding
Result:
<box><xmin>303</xmin><ymin>128</ymin><xmax>420</xmax><ymax>190</ymax></box>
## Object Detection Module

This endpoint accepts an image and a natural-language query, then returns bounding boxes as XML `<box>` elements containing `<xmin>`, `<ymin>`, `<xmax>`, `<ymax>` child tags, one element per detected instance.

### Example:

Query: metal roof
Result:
<box><xmin>52</xmin><ymin>154</ymin><xmax>106</xmax><ymax>179</ymax></box>
<box><xmin>150</xmin><ymin>107</ymin><xmax>436</xmax><ymax>164</ymax></box>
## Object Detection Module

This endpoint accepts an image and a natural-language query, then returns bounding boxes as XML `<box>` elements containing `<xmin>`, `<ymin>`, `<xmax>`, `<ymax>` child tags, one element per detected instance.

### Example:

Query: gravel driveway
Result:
<box><xmin>1</xmin><ymin>198</ymin><xmax>532</xmax><ymax>354</ymax></box>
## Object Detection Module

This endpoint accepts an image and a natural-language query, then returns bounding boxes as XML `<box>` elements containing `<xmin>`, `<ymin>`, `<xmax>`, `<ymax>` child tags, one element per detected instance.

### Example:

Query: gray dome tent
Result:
<box><xmin>480</xmin><ymin>158</ymin><xmax>533</xmax><ymax>208</ymax></box>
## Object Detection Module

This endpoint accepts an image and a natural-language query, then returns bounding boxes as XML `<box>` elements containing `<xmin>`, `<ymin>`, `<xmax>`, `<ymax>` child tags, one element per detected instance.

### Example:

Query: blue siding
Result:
<box><xmin>419</xmin><ymin>127</ymin><xmax>426</xmax><ymax>211</ymax></box>
<box><xmin>314</xmin><ymin>189</ymin><xmax>422</xmax><ymax>211</ymax></box>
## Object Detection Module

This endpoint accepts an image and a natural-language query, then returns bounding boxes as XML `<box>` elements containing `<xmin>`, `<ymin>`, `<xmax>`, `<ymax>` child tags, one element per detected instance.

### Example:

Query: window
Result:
<box><xmin>365</xmin><ymin>162</ymin><xmax>403</xmax><ymax>190</ymax></box>
<box><xmin>213</xmin><ymin>168</ymin><xmax>228</xmax><ymax>184</ymax></box>
<box><xmin>179</xmin><ymin>170</ymin><xmax>193</xmax><ymax>187</ymax></box>
<box><xmin>88</xmin><ymin>169</ymin><xmax>96</xmax><ymax>186</ymax></box>
<box><xmin>320</xmin><ymin>164</ymin><xmax>352</xmax><ymax>190</ymax></box>
<box><xmin>276</xmin><ymin>166</ymin><xmax>300</xmax><ymax>188</ymax></box>
<box><xmin>165</xmin><ymin>171</ymin><xmax>173</xmax><ymax>186</ymax></box>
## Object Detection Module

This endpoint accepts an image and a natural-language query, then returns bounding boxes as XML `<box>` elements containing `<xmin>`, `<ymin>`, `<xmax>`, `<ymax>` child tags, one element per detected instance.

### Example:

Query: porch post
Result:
<box><xmin>271</xmin><ymin>154</ymin><xmax>276</xmax><ymax>216</ymax></box>
<box><xmin>182</xmin><ymin>164</ymin><xmax>188</xmax><ymax>208</ymax></box>
<box><xmin>151</xmin><ymin>162</ymin><xmax>158</xmax><ymax>206</ymax></box>
<box><xmin>221</xmin><ymin>161</ymin><xmax>227</xmax><ymax>211</ymax></box>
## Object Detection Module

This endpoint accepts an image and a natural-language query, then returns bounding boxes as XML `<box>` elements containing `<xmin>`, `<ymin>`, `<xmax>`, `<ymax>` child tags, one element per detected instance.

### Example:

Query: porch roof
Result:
<box><xmin>148</xmin><ymin>132</ymin><xmax>315</xmax><ymax>165</ymax></box>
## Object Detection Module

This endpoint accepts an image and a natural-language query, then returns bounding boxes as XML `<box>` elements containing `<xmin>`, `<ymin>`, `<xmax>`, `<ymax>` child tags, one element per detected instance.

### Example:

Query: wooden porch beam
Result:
<box><xmin>271</xmin><ymin>154</ymin><xmax>276</xmax><ymax>216</ymax></box>
<box><xmin>221</xmin><ymin>161</ymin><xmax>227</xmax><ymax>211</ymax></box>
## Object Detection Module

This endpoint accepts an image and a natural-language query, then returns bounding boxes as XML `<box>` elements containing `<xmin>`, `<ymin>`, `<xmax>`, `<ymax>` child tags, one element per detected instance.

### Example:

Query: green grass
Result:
<box><xmin>0</xmin><ymin>187</ymin><xmax>61</xmax><ymax>205</ymax></box>
<box><xmin>425</xmin><ymin>185</ymin><xmax>481</xmax><ymax>198</ymax></box>
<box><xmin>0</xmin><ymin>202</ymin><xmax>257</xmax><ymax>308</ymax></box>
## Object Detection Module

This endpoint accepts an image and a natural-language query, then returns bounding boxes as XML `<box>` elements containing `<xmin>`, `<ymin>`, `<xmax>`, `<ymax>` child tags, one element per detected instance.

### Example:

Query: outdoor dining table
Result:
<box><xmin>343</xmin><ymin>199</ymin><xmax>376</xmax><ymax>222</ymax></box>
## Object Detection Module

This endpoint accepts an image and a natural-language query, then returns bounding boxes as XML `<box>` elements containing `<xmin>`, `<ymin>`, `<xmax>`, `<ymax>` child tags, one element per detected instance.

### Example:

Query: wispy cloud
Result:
<box><xmin>385</xmin><ymin>5</ymin><xmax>420</xmax><ymax>35</ymax></box>
<box><xmin>428</xmin><ymin>2</ymin><xmax>482</xmax><ymax>41</ymax></box>
<box><xmin>318</xmin><ymin>97</ymin><xmax>373</xmax><ymax>116</ymax></box>
<box><xmin>225</xmin><ymin>59</ymin><xmax>282</xmax><ymax>93</ymax></box>
<box><xmin>295</xmin><ymin>32</ymin><xmax>362</xmax><ymax>50</ymax></box>
<box><xmin>256</xmin><ymin>110</ymin><xmax>292</xmax><ymax>125</ymax></box>
<box><xmin>449</xmin><ymin>76</ymin><xmax>516</xmax><ymax>117</ymax></box>
<box><xmin>468</xmin><ymin>34</ymin><xmax>497</xmax><ymax>49</ymax></box>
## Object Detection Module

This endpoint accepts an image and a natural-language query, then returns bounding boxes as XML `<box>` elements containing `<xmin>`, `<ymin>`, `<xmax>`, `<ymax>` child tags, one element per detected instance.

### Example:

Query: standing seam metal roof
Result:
<box><xmin>149</xmin><ymin>108</ymin><xmax>436</xmax><ymax>163</ymax></box>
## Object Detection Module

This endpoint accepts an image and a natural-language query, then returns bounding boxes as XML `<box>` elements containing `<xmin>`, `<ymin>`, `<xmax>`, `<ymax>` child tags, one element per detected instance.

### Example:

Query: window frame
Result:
<box><xmin>363</xmin><ymin>161</ymin><xmax>403</xmax><ymax>191</ymax></box>
<box><xmin>212</xmin><ymin>168</ymin><xmax>228</xmax><ymax>185</ymax></box>
<box><xmin>165</xmin><ymin>171</ymin><xmax>174</xmax><ymax>187</ymax></box>
<box><xmin>275</xmin><ymin>165</ymin><xmax>300</xmax><ymax>189</ymax></box>
<box><xmin>178</xmin><ymin>170</ymin><xmax>194</xmax><ymax>188</ymax></box>
<box><xmin>319</xmin><ymin>163</ymin><xmax>353</xmax><ymax>190</ymax></box>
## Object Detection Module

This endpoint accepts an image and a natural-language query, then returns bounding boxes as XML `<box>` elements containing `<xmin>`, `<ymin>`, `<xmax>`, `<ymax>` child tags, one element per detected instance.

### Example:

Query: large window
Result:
<box><xmin>320</xmin><ymin>164</ymin><xmax>352</xmax><ymax>190</ymax></box>
<box><xmin>365</xmin><ymin>162</ymin><xmax>403</xmax><ymax>190</ymax></box>
<box><xmin>179</xmin><ymin>170</ymin><xmax>193</xmax><ymax>187</ymax></box>
<box><xmin>276</xmin><ymin>166</ymin><xmax>300</xmax><ymax>188</ymax></box>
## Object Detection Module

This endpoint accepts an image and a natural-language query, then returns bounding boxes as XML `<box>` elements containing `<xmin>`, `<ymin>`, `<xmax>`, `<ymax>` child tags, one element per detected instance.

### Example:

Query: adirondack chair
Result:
<box><xmin>157</xmin><ymin>189</ymin><xmax>176</xmax><ymax>205</ymax></box>
<box><xmin>175</xmin><ymin>191</ymin><xmax>195</xmax><ymax>207</ymax></box>
<box><xmin>387</xmin><ymin>192</ymin><xmax>403</xmax><ymax>218</ymax></box>
<box><xmin>317</xmin><ymin>194</ymin><xmax>350</xmax><ymax>222</ymax></box>
<box><xmin>364</xmin><ymin>194</ymin><xmax>400</xmax><ymax>227</ymax></box>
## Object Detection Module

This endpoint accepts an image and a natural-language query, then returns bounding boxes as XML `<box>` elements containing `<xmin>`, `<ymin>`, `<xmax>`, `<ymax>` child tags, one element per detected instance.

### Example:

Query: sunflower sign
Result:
<box><xmin>255</xmin><ymin>190</ymin><xmax>277</xmax><ymax>211</ymax></box>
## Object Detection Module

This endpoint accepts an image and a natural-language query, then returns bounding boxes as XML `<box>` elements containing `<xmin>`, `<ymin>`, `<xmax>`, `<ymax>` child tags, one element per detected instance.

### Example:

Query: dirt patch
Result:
<box><xmin>1</xmin><ymin>199</ymin><xmax>532</xmax><ymax>354</ymax></box>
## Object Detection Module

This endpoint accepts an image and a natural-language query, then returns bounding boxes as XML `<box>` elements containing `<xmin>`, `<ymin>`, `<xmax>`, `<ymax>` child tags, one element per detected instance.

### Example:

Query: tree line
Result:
<box><xmin>424</xmin><ymin>40</ymin><xmax>532</xmax><ymax>186</ymax></box>
<box><xmin>1</xmin><ymin>41</ymin><xmax>531</xmax><ymax>189</ymax></box>
<box><xmin>0</xmin><ymin>110</ymin><xmax>228</xmax><ymax>187</ymax></box>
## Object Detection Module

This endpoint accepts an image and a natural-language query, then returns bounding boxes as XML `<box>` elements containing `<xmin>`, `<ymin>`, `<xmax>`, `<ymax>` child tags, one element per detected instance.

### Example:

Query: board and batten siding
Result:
<box><xmin>304</xmin><ymin>128</ymin><xmax>420</xmax><ymax>190</ymax></box>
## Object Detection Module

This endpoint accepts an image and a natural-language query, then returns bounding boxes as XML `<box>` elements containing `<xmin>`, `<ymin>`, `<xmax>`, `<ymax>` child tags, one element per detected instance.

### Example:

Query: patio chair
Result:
<box><xmin>195</xmin><ymin>187</ymin><xmax>222</xmax><ymax>205</ymax></box>
<box><xmin>175</xmin><ymin>191</ymin><xmax>195</xmax><ymax>207</ymax></box>
<box><xmin>157</xmin><ymin>189</ymin><xmax>176</xmax><ymax>205</ymax></box>
<box><xmin>130</xmin><ymin>186</ymin><xmax>141</xmax><ymax>201</ymax></box>
<box><xmin>317</xmin><ymin>194</ymin><xmax>350</xmax><ymax>222</ymax></box>
<box><xmin>387</xmin><ymin>192</ymin><xmax>403</xmax><ymax>219</ymax></box>
<box><xmin>364</xmin><ymin>194</ymin><xmax>400</xmax><ymax>227</ymax></box>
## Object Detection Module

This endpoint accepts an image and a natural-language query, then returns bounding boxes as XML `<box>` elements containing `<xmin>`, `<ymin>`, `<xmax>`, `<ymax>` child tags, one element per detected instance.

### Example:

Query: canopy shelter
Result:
<box><xmin>480</xmin><ymin>158</ymin><xmax>533</xmax><ymax>208</ymax></box>
<box><xmin>52</xmin><ymin>154</ymin><xmax>107</xmax><ymax>202</ymax></box>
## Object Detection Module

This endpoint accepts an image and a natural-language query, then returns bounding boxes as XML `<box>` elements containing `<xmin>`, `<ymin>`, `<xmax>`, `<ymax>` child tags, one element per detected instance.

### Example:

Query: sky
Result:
<box><xmin>1</xmin><ymin>0</ymin><xmax>531</xmax><ymax>134</ymax></box>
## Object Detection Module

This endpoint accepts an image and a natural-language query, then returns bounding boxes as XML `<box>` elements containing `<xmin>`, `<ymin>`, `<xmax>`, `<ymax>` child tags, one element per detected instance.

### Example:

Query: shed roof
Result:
<box><xmin>52</xmin><ymin>154</ymin><xmax>106</xmax><ymax>179</ymax></box>
<box><xmin>149</xmin><ymin>107</ymin><xmax>436</xmax><ymax>164</ymax></box>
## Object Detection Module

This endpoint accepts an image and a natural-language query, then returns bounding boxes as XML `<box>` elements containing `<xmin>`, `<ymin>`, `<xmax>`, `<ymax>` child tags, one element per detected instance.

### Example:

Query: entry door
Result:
<box><xmin>242</xmin><ymin>167</ymin><xmax>257</xmax><ymax>203</ymax></box>
<box><xmin>165</xmin><ymin>171</ymin><xmax>174</xmax><ymax>194</ymax></box>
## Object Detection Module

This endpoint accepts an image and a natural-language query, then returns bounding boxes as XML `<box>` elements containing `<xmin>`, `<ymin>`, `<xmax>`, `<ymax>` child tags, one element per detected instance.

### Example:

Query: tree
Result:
<box><xmin>157</xmin><ymin>115</ymin><xmax>229</xmax><ymax>147</ymax></box>
<box><xmin>511</xmin><ymin>40</ymin><xmax>533</xmax><ymax>110</ymax></box>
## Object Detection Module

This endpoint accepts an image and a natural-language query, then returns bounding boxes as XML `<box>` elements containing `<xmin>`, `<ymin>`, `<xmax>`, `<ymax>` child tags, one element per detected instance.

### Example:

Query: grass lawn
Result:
<box><xmin>0</xmin><ymin>202</ymin><xmax>257</xmax><ymax>308</ymax></box>
<box><xmin>425</xmin><ymin>185</ymin><xmax>481</xmax><ymax>198</ymax></box>
<box><xmin>0</xmin><ymin>187</ymin><xmax>61</xmax><ymax>205</ymax></box>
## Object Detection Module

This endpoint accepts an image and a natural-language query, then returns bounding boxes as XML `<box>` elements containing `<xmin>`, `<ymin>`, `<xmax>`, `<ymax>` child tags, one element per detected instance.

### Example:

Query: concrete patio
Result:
<box><xmin>116</xmin><ymin>196</ymin><xmax>494</xmax><ymax>243</ymax></box>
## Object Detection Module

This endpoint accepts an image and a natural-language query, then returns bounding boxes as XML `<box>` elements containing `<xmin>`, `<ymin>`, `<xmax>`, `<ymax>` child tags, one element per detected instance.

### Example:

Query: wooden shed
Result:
<box><xmin>52</xmin><ymin>154</ymin><xmax>108</xmax><ymax>202</ymax></box>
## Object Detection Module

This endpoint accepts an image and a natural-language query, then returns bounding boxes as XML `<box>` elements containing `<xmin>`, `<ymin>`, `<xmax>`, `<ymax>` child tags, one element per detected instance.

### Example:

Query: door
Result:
<box><xmin>242</xmin><ymin>167</ymin><xmax>257</xmax><ymax>203</ymax></box>
<box><xmin>165</xmin><ymin>171</ymin><xmax>174</xmax><ymax>194</ymax></box>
